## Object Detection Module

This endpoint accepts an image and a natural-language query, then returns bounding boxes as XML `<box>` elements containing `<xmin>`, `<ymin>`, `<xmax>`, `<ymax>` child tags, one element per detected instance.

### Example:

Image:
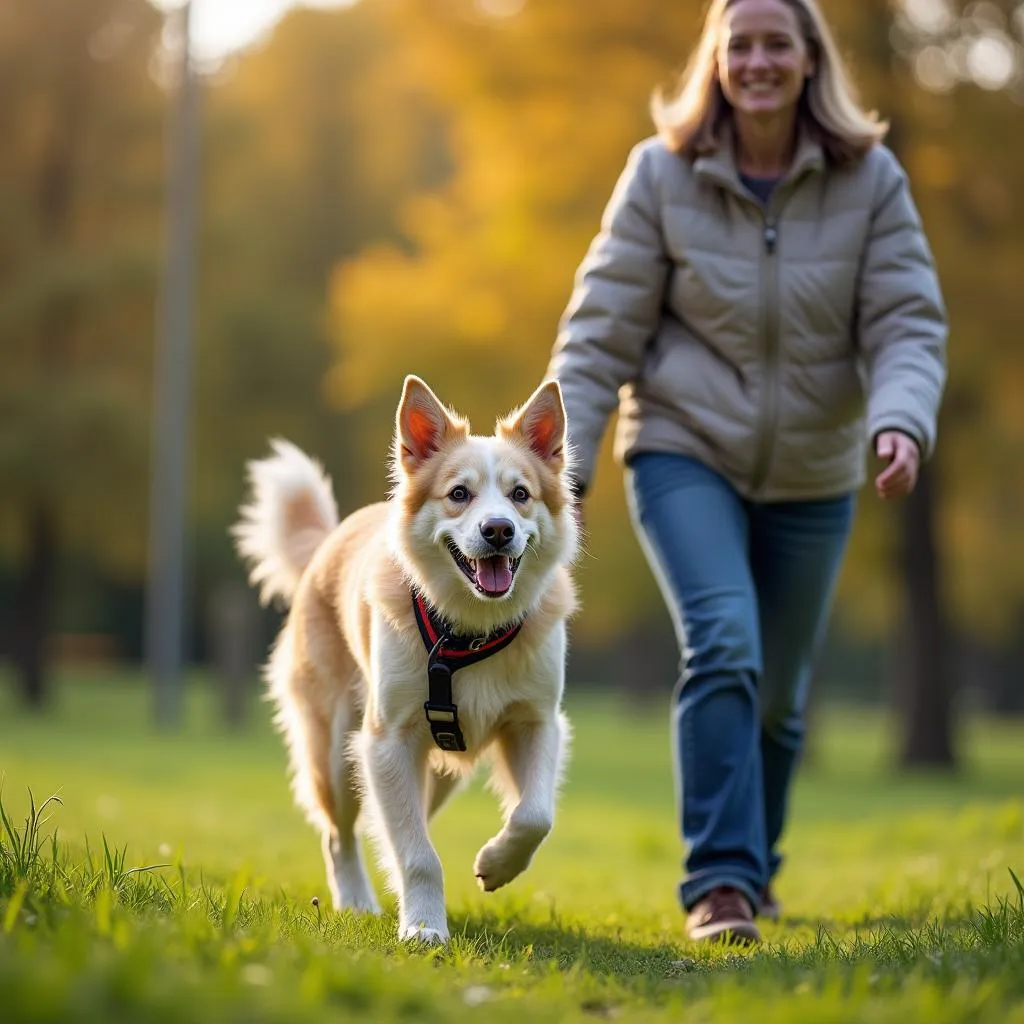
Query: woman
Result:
<box><xmin>546</xmin><ymin>0</ymin><xmax>946</xmax><ymax>944</ymax></box>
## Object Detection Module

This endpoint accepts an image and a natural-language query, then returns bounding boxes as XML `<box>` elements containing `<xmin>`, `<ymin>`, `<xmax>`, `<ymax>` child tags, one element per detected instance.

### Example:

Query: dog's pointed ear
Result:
<box><xmin>395</xmin><ymin>376</ymin><xmax>459</xmax><ymax>472</ymax></box>
<box><xmin>502</xmin><ymin>379</ymin><xmax>567</xmax><ymax>469</ymax></box>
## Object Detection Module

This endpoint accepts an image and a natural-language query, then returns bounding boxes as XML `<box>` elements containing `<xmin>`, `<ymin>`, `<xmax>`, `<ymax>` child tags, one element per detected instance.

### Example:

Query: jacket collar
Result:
<box><xmin>694</xmin><ymin>125</ymin><xmax>825</xmax><ymax>198</ymax></box>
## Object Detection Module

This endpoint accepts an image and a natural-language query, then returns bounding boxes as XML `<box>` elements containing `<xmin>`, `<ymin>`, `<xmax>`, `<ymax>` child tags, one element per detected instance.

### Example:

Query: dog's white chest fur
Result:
<box><xmin>371</xmin><ymin>616</ymin><xmax>566</xmax><ymax>755</ymax></box>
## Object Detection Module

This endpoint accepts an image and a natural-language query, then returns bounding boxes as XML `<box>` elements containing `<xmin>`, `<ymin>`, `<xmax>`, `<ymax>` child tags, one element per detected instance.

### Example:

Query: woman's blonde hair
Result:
<box><xmin>652</xmin><ymin>0</ymin><xmax>888</xmax><ymax>166</ymax></box>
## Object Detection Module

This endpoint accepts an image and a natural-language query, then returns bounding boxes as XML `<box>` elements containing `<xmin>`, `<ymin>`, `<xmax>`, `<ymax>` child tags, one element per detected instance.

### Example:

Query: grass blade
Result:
<box><xmin>3</xmin><ymin>879</ymin><xmax>29</xmax><ymax>934</ymax></box>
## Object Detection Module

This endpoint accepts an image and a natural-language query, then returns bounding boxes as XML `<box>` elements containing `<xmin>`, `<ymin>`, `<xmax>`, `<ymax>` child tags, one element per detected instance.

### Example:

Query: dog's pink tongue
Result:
<box><xmin>476</xmin><ymin>555</ymin><xmax>513</xmax><ymax>594</ymax></box>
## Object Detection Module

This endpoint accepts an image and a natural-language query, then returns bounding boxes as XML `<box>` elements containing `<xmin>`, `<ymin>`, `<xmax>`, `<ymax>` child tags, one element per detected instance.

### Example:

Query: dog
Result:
<box><xmin>231</xmin><ymin>375</ymin><xmax>580</xmax><ymax>943</ymax></box>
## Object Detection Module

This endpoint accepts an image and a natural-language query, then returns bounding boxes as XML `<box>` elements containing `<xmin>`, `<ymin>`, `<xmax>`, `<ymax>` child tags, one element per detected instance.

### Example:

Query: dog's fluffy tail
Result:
<box><xmin>231</xmin><ymin>439</ymin><xmax>339</xmax><ymax>607</ymax></box>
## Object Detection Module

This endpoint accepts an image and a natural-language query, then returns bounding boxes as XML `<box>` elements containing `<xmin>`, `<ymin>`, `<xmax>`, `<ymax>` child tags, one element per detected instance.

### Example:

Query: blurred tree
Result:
<box><xmin>831</xmin><ymin>0</ymin><xmax>960</xmax><ymax>768</ymax></box>
<box><xmin>841</xmin><ymin>0</ymin><xmax>1024</xmax><ymax>766</ymax></box>
<box><xmin>328</xmin><ymin>0</ymin><xmax>706</xmax><ymax>652</ymax></box>
<box><xmin>0</xmin><ymin>0</ymin><xmax>453</xmax><ymax>709</ymax></box>
<box><xmin>4</xmin><ymin>0</ymin><xmax>1023</xmax><ymax>719</ymax></box>
<box><xmin>0</xmin><ymin>0</ymin><xmax>165</xmax><ymax>706</ymax></box>
<box><xmin>191</xmin><ymin>1</ymin><xmax>453</xmax><ymax>569</ymax></box>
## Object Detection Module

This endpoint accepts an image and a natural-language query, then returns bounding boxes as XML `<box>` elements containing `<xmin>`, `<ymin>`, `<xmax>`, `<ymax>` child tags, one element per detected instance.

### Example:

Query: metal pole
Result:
<box><xmin>146</xmin><ymin>0</ymin><xmax>200</xmax><ymax>729</ymax></box>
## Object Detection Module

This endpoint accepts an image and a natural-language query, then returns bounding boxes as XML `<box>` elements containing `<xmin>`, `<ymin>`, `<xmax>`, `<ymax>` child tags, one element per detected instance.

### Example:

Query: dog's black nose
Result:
<box><xmin>480</xmin><ymin>517</ymin><xmax>515</xmax><ymax>549</ymax></box>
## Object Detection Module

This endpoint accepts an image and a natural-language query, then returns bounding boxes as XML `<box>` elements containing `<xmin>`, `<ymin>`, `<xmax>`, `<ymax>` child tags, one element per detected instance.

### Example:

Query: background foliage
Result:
<box><xmin>1</xmin><ymin>0</ymin><xmax>1024</xmax><ymax>717</ymax></box>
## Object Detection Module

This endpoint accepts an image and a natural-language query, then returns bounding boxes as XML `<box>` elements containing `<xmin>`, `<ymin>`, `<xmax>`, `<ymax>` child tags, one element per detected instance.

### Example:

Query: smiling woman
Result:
<box><xmin>716</xmin><ymin>0</ymin><xmax>816</xmax><ymax>174</ymax></box>
<box><xmin>651</xmin><ymin>0</ymin><xmax>887</xmax><ymax>166</ymax></box>
<box><xmin>546</xmin><ymin>0</ymin><xmax>947</xmax><ymax>947</ymax></box>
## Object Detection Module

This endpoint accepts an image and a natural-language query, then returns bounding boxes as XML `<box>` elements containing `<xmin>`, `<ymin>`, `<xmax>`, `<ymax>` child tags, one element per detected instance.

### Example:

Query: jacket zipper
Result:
<box><xmin>750</xmin><ymin>213</ymin><xmax>781</xmax><ymax>495</ymax></box>
<box><xmin>701</xmin><ymin>162</ymin><xmax>815</xmax><ymax>495</ymax></box>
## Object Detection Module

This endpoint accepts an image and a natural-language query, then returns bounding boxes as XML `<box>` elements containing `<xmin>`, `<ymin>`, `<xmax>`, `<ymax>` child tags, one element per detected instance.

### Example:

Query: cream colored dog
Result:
<box><xmin>232</xmin><ymin>376</ymin><xmax>579</xmax><ymax>943</ymax></box>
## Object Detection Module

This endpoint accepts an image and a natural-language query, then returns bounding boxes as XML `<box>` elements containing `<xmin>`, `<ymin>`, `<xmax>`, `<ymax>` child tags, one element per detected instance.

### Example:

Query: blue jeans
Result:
<box><xmin>626</xmin><ymin>453</ymin><xmax>855</xmax><ymax>912</ymax></box>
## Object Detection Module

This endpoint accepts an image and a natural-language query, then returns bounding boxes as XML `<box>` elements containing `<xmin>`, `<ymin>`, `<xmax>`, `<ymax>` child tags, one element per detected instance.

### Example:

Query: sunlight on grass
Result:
<box><xmin>1</xmin><ymin>671</ymin><xmax>1023</xmax><ymax>1021</ymax></box>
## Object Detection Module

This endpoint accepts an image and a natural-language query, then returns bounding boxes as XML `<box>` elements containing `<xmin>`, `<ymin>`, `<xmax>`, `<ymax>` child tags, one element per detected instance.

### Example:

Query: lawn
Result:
<box><xmin>1</xmin><ymin>670</ymin><xmax>1023</xmax><ymax>1022</ymax></box>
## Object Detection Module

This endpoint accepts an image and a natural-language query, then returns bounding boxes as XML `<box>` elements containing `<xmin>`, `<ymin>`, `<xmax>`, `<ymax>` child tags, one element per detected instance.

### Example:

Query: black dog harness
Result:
<box><xmin>411</xmin><ymin>591</ymin><xmax>523</xmax><ymax>752</ymax></box>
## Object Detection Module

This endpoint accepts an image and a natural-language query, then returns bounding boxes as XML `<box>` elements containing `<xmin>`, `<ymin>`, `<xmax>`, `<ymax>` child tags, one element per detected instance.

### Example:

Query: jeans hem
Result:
<box><xmin>680</xmin><ymin>874</ymin><xmax>761</xmax><ymax>914</ymax></box>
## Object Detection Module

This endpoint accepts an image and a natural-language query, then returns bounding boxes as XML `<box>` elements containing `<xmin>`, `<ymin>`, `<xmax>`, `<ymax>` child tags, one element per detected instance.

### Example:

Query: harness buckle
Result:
<box><xmin>431</xmin><ymin>729</ymin><xmax>465</xmax><ymax>752</ymax></box>
<box><xmin>423</xmin><ymin>701</ymin><xmax>466</xmax><ymax>752</ymax></box>
<box><xmin>424</xmin><ymin>660</ymin><xmax>467</xmax><ymax>751</ymax></box>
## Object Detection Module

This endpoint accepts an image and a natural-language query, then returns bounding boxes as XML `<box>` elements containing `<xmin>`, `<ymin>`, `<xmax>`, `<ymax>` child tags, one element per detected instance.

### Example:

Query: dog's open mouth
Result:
<box><xmin>447</xmin><ymin>542</ymin><xmax>521</xmax><ymax>598</ymax></box>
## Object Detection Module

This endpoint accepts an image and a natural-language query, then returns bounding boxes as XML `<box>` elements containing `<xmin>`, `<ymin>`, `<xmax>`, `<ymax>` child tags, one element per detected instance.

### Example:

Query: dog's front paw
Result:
<box><xmin>473</xmin><ymin>835</ymin><xmax>534</xmax><ymax>892</ymax></box>
<box><xmin>399</xmin><ymin>924</ymin><xmax>449</xmax><ymax>946</ymax></box>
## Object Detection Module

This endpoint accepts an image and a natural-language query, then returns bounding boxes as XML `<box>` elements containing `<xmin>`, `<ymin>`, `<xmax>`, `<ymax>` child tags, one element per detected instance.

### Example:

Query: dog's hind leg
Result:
<box><xmin>425</xmin><ymin>769</ymin><xmax>462</xmax><ymax>821</ymax></box>
<box><xmin>270</xmin><ymin>635</ymin><xmax>379</xmax><ymax>915</ymax></box>
<box><xmin>320</xmin><ymin>687</ymin><xmax>380</xmax><ymax>914</ymax></box>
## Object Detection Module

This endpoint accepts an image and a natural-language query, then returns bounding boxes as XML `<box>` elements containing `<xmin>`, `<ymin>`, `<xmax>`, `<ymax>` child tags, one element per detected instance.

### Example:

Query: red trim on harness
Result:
<box><xmin>415</xmin><ymin>593</ymin><xmax>440</xmax><ymax>646</ymax></box>
<box><xmin>412</xmin><ymin>591</ymin><xmax>522</xmax><ymax>660</ymax></box>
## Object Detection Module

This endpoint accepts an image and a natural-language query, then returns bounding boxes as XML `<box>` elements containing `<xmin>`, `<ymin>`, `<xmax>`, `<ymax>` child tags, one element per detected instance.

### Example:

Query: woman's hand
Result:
<box><xmin>874</xmin><ymin>430</ymin><xmax>920</xmax><ymax>500</ymax></box>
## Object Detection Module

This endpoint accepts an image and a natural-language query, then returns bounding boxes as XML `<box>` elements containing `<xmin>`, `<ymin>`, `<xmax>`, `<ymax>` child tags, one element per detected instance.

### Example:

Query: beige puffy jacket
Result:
<box><xmin>547</xmin><ymin>131</ymin><xmax>948</xmax><ymax>501</ymax></box>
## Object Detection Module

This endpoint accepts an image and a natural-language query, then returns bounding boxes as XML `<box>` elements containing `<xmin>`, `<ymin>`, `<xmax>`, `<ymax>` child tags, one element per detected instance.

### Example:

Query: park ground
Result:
<box><xmin>1</xmin><ymin>671</ymin><xmax>1023</xmax><ymax>1022</ymax></box>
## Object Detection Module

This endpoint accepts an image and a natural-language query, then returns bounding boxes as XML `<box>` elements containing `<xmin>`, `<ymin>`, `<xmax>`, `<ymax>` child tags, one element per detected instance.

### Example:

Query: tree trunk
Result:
<box><xmin>207</xmin><ymin>581</ymin><xmax>257</xmax><ymax>729</ymax></box>
<box><xmin>13</xmin><ymin>11</ymin><xmax>89</xmax><ymax>709</ymax></box>
<box><xmin>12</xmin><ymin>503</ymin><xmax>57</xmax><ymax>709</ymax></box>
<box><xmin>863</xmin><ymin>0</ymin><xmax>958</xmax><ymax>769</ymax></box>
<box><xmin>896</xmin><ymin>460</ymin><xmax>957</xmax><ymax>767</ymax></box>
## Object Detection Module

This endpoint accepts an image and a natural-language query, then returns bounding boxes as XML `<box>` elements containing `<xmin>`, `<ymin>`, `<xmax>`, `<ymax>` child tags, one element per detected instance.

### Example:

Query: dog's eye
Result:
<box><xmin>511</xmin><ymin>486</ymin><xmax>531</xmax><ymax>504</ymax></box>
<box><xmin>448</xmin><ymin>485</ymin><xmax>471</xmax><ymax>503</ymax></box>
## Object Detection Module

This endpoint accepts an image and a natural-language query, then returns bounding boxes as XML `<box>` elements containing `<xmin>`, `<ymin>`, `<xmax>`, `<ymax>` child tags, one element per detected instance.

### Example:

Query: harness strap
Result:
<box><xmin>412</xmin><ymin>591</ymin><xmax>523</xmax><ymax>752</ymax></box>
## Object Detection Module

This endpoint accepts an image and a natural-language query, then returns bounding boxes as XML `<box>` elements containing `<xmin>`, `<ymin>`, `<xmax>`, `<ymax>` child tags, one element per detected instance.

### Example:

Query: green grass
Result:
<box><xmin>1</xmin><ymin>671</ymin><xmax>1023</xmax><ymax>1022</ymax></box>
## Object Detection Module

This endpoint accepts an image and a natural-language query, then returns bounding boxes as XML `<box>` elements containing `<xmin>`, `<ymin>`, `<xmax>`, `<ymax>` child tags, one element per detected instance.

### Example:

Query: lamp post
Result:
<box><xmin>145</xmin><ymin>0</ymin><xmax>200</xmax><ymax>729</ymax></box>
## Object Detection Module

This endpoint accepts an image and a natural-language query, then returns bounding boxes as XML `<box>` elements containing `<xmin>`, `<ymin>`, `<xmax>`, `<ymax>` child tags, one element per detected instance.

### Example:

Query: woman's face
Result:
<box><xmin>717</xmin><ymin>0</ymin><xmax>815</xmax><ymax>121</ymax></box>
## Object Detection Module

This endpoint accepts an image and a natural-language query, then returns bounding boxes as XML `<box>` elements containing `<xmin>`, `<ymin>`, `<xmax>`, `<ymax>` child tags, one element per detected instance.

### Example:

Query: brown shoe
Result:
<box><xmin>685</xmin><ymin>887</ymin><xmax>761</xmax><ymax>945</ymax></box>
<box><xmin>759</xmin><ymin>884</ymin><xmax>781</xmax><ymax>923</ymax></box>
